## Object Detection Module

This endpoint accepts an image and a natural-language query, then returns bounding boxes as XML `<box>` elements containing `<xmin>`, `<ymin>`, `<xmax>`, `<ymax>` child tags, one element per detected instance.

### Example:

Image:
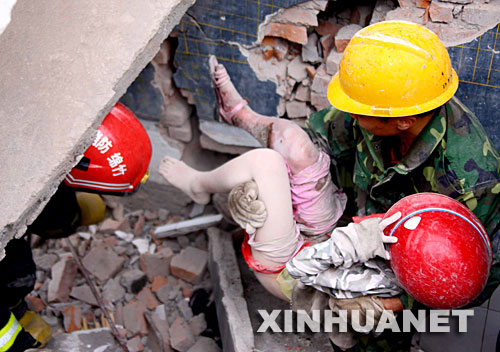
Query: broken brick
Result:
<box><xmin>61</xmin><ymin>305</ymin><xmax>82</xmax><ymax>333</ymax></box>
<box><xmin>315</xmin><ymin>20</ymin><xmax>342</xmax><ymax>37</ymax></box>
<box><xmin>415</xmin><ymin>0</ymin><xmax>431</xmax><ymax>9</ymax></box>
<box><xmin>189</xmin><ymin>313</ymin><xmax>207</xmax><ymax>337</ymax></box>
<box><xmin>120</xmin><ymin>269</ymin><xmax>148</xmax><ymax>294</ymax></box>
<box><xmin>168</xmin><ymin>316</ymin><xmax>196</xmax><ymax>352</ymax></box>
<box><xmin>127</xmin><ymin>336</ymin><xmax>144</xmax><ymax>352</ymax></box>
<box><xmin>82</xmin><ymin>244</ymin><xmax>125</xmax><ymax>283</ymax></box>
<box><xmin>319</xmin><ymin>34</ymin><xmax>335</xmax><ymax>59</ymax></box>
<box><xmin>152</xmin><ymin>275</ymin><xmax>169</xmax><ymax>292</ymax></box>
<box><xmin>334</xmin><ymin>24</ymin><xmax>362</xmax><ymax>53</ymax></box>
<box><xmin>25</xmin><ymin>296</ymin><xmax>45</xmax><ymax>313</ymax></box>
<box><xmin>70</xmin><ymin>285</ymin><xmax>98</xmax><ymax>306</ymax></box>
<box><xmin>133</xmin><ymin>214</ymin><xmax>146</xmax><ymax>236</ymax></box>
<box><xmin>122</xmin><ymin>300</ymin><xmax>148</xmax><ymax>336</ymax></box>
<box><xmin>285</xmin><ymin>101</ymin><xmax>308</xmax><ymax>118</ymax></box>
<box><xmin>140</xmin><ymin>247</ymin><xmax>174</xmax><ymax>281</ymax></box>
<box><xmin>261</xmin><ymin>22</ymin><xmax>308</xmax><ymax>45</ymax></box>
<box><xmin>429</xmin><ymin>2</ymin><xmax>454</xmax><ymax>23</ymax></box>
<box><xmin>47</xmin><ymin>256</ymin><xmax>78</xmax><ymax>303</ymax></box>
<box><xmin>98</xmin><ymin>218</ymin><xmax>131</xmax><ymax>233</ymax></box>
<box><xmin>170</xmin><ymin>247</ymin><xmax>208</xmax><ymax>284</ymax></box>
<box><xmin>137</xmin><ymin>287</ymin><xmax>160</xmax><ymax>310</ymax></box>
<box><xmin>277</xmin><ymin>7</ymin><xmax>318</xmax><ymax>27</ymax></box>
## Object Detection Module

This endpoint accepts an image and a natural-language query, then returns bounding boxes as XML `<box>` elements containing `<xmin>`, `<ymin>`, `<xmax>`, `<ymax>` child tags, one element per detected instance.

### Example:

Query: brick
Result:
<box><xmin>334</xmin><ymin>24</ymin><xmax>362</xmax><ymax>53</ymax></box>
<box><xmin>351</xmin><ymin>5</ymin><xmax>373</xmax><ymax>27</ymax></box>
<box><xmin>285</xmin><ymin>101</ymin><xmax>308</xmax><ymax>118</ymax></box>
<box><xmin>188</xmin><ymin>313</ymin><xmax>207</xmax><ymax>336</ymax></box>
<box><xmin>152</xmin><ymin>275</ymin><xmax>169</xmax><ymax>292</ymax></box>
<box><xmin>98</xmin><ymin>218</ymin><xmax>131</xmax><ymax>233</ymax></box>
<box><xmin>61</xmin><ymin>305</ymin><xmax>82</xmax><ymax>333</ymax></box>
<box><xmin>305</xmin><ymin>65</ymin><xmax>316</xmax><ymax>79</ymax></box>
<box><xmin>170</xmin><ymin>247</ymin><xmax>208</xmax><ymax>284</ymax></box>
<box><xmin>103</xmin><ymin>278</ymin><xmax>126</xmax><ymax>303</ymax></box>
<box><xmin>311</xmin><ymin>68</ymin><xmax>331</xmax><ymax>94</ymax></box>
<box><xmin>429</xmin><ymin>2</ymin><xmax>454</xmax><ymax>23</ymax></box>
<box><xmin>120</xmin><ymin>269</ymin><xmax>148</xmax><ymax>294</ymax></box>
<box><xmin>311</xmin><ymin>91</ymin><xmax>331</xmax><ymax>111</ymax></box>
<box><xmin>162</xmin><ymin>93</ymin><xmax>193</xmax><ymax>127</ymax></box>
<box><xmin>295</xmin><ymin>84</ymin><xmax>310</xmax><ymax>102</ymax></box>
<box><xmin>302</xmin><ymin>33</ymin><xmax>321</xmax><ymax>64</ymax></box>
<box><xmin>70</xmin><ymin>285</ymin><xmax>98</xmax><ymax>306</ymax></box>
<box><xmin>133</xmin><ymin>214</ymin><xmax>145</xmax><ymax>236</ymax></box>
<box><xmin>415</xmin><ymin>0</ymin><xmax>431</xmax><ymax>9</ymax></box>
<box><xmin>315</xmin><ymin>20</ymin><xmax>342</xmax><ymax>37</ymax></box>
<box><xmin>82</xmin><ymin>244</ymin><xmax>125</xmax><ymax>283</ymax></box>
<box><xmin>319</xmin><ymin>34</ymin><xmax>335</xmax><ymax>59</ymax></box>
<box><xmin>397</xmin><ymin>0</ymin><xmax>415</xmax><ymax>7</ymax></box>
<box><xmin>127</xmin><ymin>336</ymin><xmax>144</xmax><ymax>352</ymax></box>
<box><xmin>122</xmin><ymin>300</ymin><xmax>148</xmax><ymax>336</ymax></box>
<box><xmin>34</xmin><ymin>253</ymin><xmax>58</xmax><ymax>272</ymax></box>
<box><xmin>156</xmin><ymin>281</ymin><xmax>180</xmax><ymax>303</ymax></box>
<box><xmin>187</xmin><ymin>336</ymin><xmax>221</xmax><ymax>352</ymax></box>
<box><xmin>25</xmin><ymin>295</ymin><xmax>45</xmax><ymax>313</ymax></box>
<box><xmin>277</xmin><ymin>7</ymin><xmax>318</xmax><ymax>27</ymax></box>
<box><xmin>326</xmin><ymin>50</ymin><xmax>343</xmax><ymax>76</ymax></box>
<box><xmin>148</xmin><ymin>307</ymin><xmax>172</xmax><ymax>351</ymax></box>
<box><xmin>47</xmin><ymin>256</ymin><xmax>78</xmax><ymax>303</ymax></box>
<box><xmin>287</xmin><ymin>55</ymin><xmax>308</xmax><ymax>82</ymax></box>
<box><xmin>370</xmin><ymin>0</ymin><xmax>397</xmax><ymax>25</ymax></box>
<box><xmin>137</xmin><ymin>287</ymin><xmax>160</xmax><ymax>310</ymax></box>
<box><xmin>168</xmin><ymin>316</ymin><xmax>196</xmax><ymax>352</ymax></box>
<box><xmin>140</xmin><ymin>247</ymin><xmax>174</xmax><ymax>281</ymax></box>
<box><xmin>261</xmin><ymin>22</ymin><xmax>308</xmax><ymax>45</ymax></box>
<box><xmin>168</xmin><ymin>118</ymin><xmax>192</xmax><ymax>143</ymax></box>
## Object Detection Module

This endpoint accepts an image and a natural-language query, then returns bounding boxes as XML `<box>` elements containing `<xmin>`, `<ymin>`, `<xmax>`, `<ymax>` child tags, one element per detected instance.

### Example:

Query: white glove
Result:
<box><xmin>377</xmin><ymin>212</ymin><xmax>401</xmax><ymax>260</ymax></box>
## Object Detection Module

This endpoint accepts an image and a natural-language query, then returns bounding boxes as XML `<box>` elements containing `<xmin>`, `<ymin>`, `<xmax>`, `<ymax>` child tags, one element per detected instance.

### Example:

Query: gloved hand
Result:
<box><xmin>228</xmin><ymin>181</ymin><xmax>267</xmax><ymax>234</ymax></box>
<box><xmin>377</xmin><ymin>211</ymin><xmax>401</xmax><ymax>260</ymax></box>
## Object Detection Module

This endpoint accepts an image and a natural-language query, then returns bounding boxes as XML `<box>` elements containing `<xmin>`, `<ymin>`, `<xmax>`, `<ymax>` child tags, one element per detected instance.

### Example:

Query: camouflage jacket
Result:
<box><xmin>307</xmin><ymin>96</ymin><xmax>500</xmax><ymax>304</ymax></box>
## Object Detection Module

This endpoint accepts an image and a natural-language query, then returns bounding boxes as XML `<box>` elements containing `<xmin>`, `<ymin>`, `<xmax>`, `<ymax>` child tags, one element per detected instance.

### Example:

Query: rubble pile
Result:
<box><xmin>29</xmin><ymin>196</ymin><xmax>222</xmax><ymax>352</ymax></box>
<box><xmin>248</xmin><ymin>0</ymin><xmax>500</xmax><ymax>126</ymax></box>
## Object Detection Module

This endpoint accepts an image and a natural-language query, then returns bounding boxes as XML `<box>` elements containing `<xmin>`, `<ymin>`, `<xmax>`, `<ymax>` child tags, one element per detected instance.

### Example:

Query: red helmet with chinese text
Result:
<box><xmin>383</xmin><ymin>193</ymin><xmax>492</xmax><ymax>309</ymax></box>
<box><xmin>64</xmin><ymin>102</ymin><xmax>152</xmax><ymax>195</ymax></box>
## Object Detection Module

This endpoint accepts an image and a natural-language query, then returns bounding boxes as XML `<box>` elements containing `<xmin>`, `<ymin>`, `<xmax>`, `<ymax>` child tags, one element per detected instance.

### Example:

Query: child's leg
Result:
<box><xmin>209</xmin><ymin>56</ymin><xmax>347</xmax><ymax>237</ymax></box>
<box><xmin>159</xmin><ymin>149</ymin><xmax>299</xmax><ymax>301</ymax></box>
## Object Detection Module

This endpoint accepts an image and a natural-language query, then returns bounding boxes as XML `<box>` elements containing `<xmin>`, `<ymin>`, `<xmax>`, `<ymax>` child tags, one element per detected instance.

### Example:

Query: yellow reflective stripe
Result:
<box><xmin>0</xmin><ymin>314</ymin><xmax>22</xmax><ymax>351</ymax></box>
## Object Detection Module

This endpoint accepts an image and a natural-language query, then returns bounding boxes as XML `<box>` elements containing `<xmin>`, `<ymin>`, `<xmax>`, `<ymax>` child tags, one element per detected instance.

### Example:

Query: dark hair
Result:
<box><xmin>377</xmin><ymin>107</ymin><xmax>440</xmax><ymax>122</ymax></box>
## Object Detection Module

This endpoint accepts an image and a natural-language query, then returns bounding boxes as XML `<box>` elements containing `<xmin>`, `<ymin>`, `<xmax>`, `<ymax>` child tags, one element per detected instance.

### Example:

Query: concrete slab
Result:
<box><xmin>45</xmin><ymin>328</ymin><xmax>121</xmax><ymax>352</ymax></box>
<box><xmin>0</xmin><ymin>0</ymin><xmax>195</xmax><ymax>258</ymax></box>
<box><xmin>207</xmin><ymin>227</ymin><xmax>255</xmax><ymax>352</ymax></box>
<box><xmin>482</xmin><ymin>310</ymin><xmax>500</xmax><ymax>352</ymax></box>
<box><xmin>418</xmin><ymin>307</ymin><xmax>488</xmax><ymax>352</ymax></box>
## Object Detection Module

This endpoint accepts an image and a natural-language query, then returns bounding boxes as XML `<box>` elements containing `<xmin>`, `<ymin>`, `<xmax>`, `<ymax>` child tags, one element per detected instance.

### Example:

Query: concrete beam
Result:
<box><xmin>0</xmin><ymin>0</ymin><xmax>195</xmax><ymax>258</ymax></box>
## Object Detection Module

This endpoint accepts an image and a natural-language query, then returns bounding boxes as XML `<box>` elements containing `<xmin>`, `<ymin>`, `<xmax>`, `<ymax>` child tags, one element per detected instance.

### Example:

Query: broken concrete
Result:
<box><xmin>0</xmin><ymin>0</ymin><xmax>195</xmax><ymax>258</ymax></box>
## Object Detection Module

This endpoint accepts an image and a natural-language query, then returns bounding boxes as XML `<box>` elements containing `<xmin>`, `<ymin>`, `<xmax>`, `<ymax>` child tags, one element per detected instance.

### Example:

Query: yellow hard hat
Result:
<box><xmin>327</xmin><ymin>21</ymin><xmax>458</xmax><ymax>117</ymax></box>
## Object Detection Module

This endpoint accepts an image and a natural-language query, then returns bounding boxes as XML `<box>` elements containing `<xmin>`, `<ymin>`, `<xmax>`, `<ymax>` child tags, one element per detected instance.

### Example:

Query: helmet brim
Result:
<box><xmin>327</xmin><ymin>68</ymin><xmax>459</xmax><ymax>117</ymax></box>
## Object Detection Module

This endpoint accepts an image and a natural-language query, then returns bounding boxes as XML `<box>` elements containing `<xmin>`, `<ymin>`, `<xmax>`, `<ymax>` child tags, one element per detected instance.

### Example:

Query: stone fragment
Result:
<box><xmin>98</xmin><ymin>218</ymin><xmax>131</xmax><ymax>233</ymax></box>
<box><xmin>397</xmin><ymin>0</ymin><xmax>414</xmax><ymax>8</ymax></box>
<box><xmin>351</xmin><ymin>5</ymin><xmax>374</xmax><ymax>27</ymax></box>
<box><xmin>429</xmin><ymin>2</ymin><xmax>454</xmax><ymax>23</ymax></box>
<box><xmin>305</xmin><ymin>66</ymin><xmax>316</xmax><ymax>79</ymax></box>
<box><xmin>120</xmin><ymin>269</ymin><xmax>148</xmax><ymax>294</ymax></box>
<box><xmin>137</xmin><ymin>287</ymin><xmax>160</xmax><ymax>310</ymax></box>
<box><xmin>114</xmin><ymin>230</ymin><xmax>134</xmax><ymax>242</ymax></box>
<box><xmin>439</xmin><ymin>0</ymin><xmax>471</xmax><ymax>3</ymax></box>
<box><xmin>47</xmin><ymin>256</ymin><xmax>78</xmax><ymax>303</ymax></box>
<box><xmin>461</xmin><ymin>5</ymin><xmax>500</xmax><ymax>26</ymax></box>
<box><xmin>161</xmin><ymin>93</ymin><xmax>193</xmax><ymax>127</ymax></box>
<box><xmin>127</xmin><ymin>336</ymin><xmax>144</xmax><ymax>352</ymax></box>
<box><xmin>122</xmin><ymin>300</ymin><xmax>148</xmax><ymax>336</ymax></box>
<box><xmin>302</xmin><ymin>33</ymin><xmax>321</xmax><ymax>64</ymax></box>
<box><xmin>187</xmin><ymin>336</ymin><xmax>221</xmax><ymax>352</ymax></box>
<box><xmin>335</xmin><ymin>24</ymin><xmax>362</xmax><ymax>53</ymax></box>
<box><xmin>61</xmin><ymin>305</ymin><xmax>82</xmax><ymax>333</ymax></box>
<box><xmin>34</xmin><ymin>253</ymin><xmax>59</xmax><ymax>271</ymax></box>
<box><xmin>148</xmin><ymin>307</ymin><xmax>172</xmax><ymax>351</ymax></box>
<box><xmin>311</xmin><ymin>68</ymin><xmax>331</xmax><ymax>94</ymax></box>
<box><xmin>168</xmin><ymin>316</ymin><xmax>196</xmax><ymax>352</ymax></box>
<box><xmin>285</xmin><ymin>101</ymin><xmax>308</xmax><ymax>118</ymax></box>
<box><xmin>311</xmin><ymin>92</ymin><xmax>331</xmax><ymax>111</ymax></box>
<box><xmin>70</xmin><ymin>285</ymin><xmax>98</xmax><ymax>306</ymax></box>
<box><xmin>168</xmin><ymin>118</ymin><xmax>192</xmax><ymax>143</ymax></box>
<box><xmin>370</xmin><ymin>0</ymin><xmax>397</xmax><ymax>24</ymax></box>
<box><xmin>152</xmin><ymin>275</ymin><xmax>169</xmax><ymax>292</ymax></box>
<box><xmin>140</xmin><ymin>247</ymin><xmax>175</xmax><ymax>280</ymax></box>
<box><xmin>188</xmin><ymin>314</ymin><xmax>207</xmax><ymax>336</ymax></box>
<box><xmin>287</xmin><ymin>56</ymin><xmax>308</xmax><ymax>82</ymax></box>
<box><xmin>156</xmin><ymin>282</ymin><xmax>180</xmax><ymax>303</ymax></box>
<box><xmin>277</xmin><ymin>7</ymin><xmax>318</xmax><ymax>26</ymax></box>
<box><xmin>158</xmin><ymin>208</ymin><xmax>170</xmax><ymax>222</ymax></box>
<box><xmin>295</xmin><ymin>84</ymin><xmax>310</xmax><ymax>102</ymax></box>
<box><xmin>178</xmin><ymin>299</ymin><xmax>193</xmax><ymax>321</ymax></box>
<box><xmin>326</xmin><ymin>50</ymin><xmax>343</xmax><ymax>76</ymax></box>
<box><xmin>112</xmin><ymin>202</ymin><xmax>125</xmax><ymax>221</ymax></box>
<box><xmin>261</xmin><ymin>22</ymin><xmax>308</xmax><ymax>45</ymax></box>
<box><xmin>82</xmin><ymin>244</ymin><xmax>125</xmax><ymax>283</ymax></box>
<box><xmin>199</xmin><ymin>134</ymin><xmax>254</xmax><ymax>155</ymax></box>
<box><xmin>170</xmin><ymin>247</ymin><xmax>208</xmax><ymax>284</ymax></box>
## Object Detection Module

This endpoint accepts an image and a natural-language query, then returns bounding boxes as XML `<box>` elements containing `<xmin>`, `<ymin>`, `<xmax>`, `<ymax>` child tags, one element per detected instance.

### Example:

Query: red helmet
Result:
<box><xmin>383</xmin><ymin>193</ymin><xmax>492</xmax><ymax>309</ymax></box>
<box><xmin>64</xmin><ymin>102</ymin><xmax>152</xmax><ymax>195</ymax></box>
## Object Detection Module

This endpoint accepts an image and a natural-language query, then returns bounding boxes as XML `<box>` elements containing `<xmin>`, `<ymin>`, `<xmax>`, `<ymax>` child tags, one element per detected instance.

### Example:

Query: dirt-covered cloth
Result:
<box><xmin>307</xmin><ymin>96</ymin><xmax>500</xmax><ymax>306</ymax></box>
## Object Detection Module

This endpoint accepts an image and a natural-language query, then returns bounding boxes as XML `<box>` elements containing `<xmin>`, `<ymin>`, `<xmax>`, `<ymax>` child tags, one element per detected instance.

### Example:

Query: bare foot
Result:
<box><xmin>209</xmin><ymin>55</ymin><xmax>248</xmax><ymax>124</ymax></box>
<box><xmin>158</xmin><ymin>156</ymin><xmax>210</xmax><ymax>205</ymax></box>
